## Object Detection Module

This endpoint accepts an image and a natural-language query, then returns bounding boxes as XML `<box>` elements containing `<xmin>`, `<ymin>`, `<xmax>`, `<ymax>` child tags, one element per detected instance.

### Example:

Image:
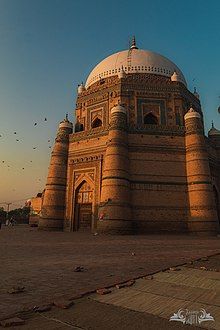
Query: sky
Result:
<box><xmin>0</xmin><ymin>0</ymin><xmax>220</xmax><ymax>209</ymax></box>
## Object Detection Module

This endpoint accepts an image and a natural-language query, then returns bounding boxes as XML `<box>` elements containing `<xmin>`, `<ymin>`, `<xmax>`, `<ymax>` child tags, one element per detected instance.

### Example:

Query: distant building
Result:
<box><xmin>39</xmin><ymin>39</ymin><xmax>220</xmax><ymax>234</ymax></box>
<box><xmin>29</xmin><ymin>192</ymin><xmax>43</xmax><ymax>226</ymax></box>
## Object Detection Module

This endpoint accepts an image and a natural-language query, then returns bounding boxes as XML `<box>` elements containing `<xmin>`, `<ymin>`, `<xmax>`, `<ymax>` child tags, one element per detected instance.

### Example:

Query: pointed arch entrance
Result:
<box><xmin>74</xmin><ymin>180</ymin><xmax>93</xmax><ymax>231</ymax></box>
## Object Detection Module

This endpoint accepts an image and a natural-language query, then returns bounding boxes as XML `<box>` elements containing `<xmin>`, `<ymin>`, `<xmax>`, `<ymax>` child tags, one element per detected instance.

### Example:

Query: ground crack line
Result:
<box><xmin>37</xmin><ymin>313</ymin><xmax>84</xmax><ymax>329</ymax></box>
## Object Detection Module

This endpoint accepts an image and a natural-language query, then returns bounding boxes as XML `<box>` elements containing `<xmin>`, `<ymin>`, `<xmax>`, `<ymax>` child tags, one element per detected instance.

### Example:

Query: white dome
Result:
<box><xmin>111</xmin><ymin>104</ymin><xmax>127</xmax><ymax>114</ymax></box>
<box><xmin>184</xmin><ymin>107</ymin><xmax>201</xmax><ymax>120</ymax></box>
<box><xmin>85</xmin><ymin>48</ymin><xmax>186</xmax><ymax>88</ymax></box>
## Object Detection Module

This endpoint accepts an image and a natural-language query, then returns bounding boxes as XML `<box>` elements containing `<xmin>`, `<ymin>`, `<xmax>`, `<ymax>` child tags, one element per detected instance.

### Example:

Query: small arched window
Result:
<box><xmin>91</xmin><ymin>118</ymin><xmax>102</xmax><ymax>128</ymax></box>
<box><xmin>75</xmin><ymin>122</ymin><xmax>84</xmax><ymax>132</ymax></box>
<box><xmin>144</xmin><ymin>113</ymin><xmax>158</xmax><ymax>125</ymax></box>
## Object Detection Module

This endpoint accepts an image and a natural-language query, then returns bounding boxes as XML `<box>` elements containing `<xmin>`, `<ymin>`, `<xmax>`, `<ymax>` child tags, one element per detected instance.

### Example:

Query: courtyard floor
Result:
<box><xmin>0</xmin><ymin>225</ymin><xmax>220</xmax><ymax>329</ymax></box>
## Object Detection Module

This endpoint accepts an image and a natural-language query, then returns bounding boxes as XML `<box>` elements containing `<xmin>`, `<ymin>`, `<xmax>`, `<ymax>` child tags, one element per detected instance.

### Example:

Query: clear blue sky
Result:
<box><xmin>0</xmin><ymin>0</ymin><xmax>220</xmax><ymax>209</ymax></box>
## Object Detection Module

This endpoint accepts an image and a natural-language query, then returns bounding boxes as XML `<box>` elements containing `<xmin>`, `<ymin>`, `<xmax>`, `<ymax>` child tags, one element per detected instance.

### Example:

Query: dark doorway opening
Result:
<box><xmin>144</xmin><ymin>113</ymin><xmax>158</xmax><ymax>125</ymax></box>
<box><xmin>92</xmin><ymin>118</ymin><xmax>102</xmax><ymax>128</ymax></box>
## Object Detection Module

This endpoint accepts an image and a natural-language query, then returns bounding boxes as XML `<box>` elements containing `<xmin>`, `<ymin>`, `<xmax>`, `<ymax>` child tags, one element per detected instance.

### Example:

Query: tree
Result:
<box><xmin>0</xmin><ymin>207</ymin><xmax>7</xmax><ymax>221</ymax></box>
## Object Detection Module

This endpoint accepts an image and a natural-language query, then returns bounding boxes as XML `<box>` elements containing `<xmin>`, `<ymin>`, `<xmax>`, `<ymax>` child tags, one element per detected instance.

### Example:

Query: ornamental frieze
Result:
<box><xmin>69</xmin><ymin>126</ymin><xmax>109</xmax><ymax>142</ymax></box>
<box><xmin>135</xmin><ymin>91</ymin><xmax>168</xmax><ymax>98</ymax></box>
<box><xmin>124</xmin><ymin>73</ymin><xmax>172</xmax><ymax>85</ymax></box>
<box><xmin>83</xmin><ymin>93</ymin><xmax>109</xmax><ymax>105</ymax></box>
<box><xmin>70</xmin><ymin>154</ymin><xmax>103</xmax><ymax>164</ymax></box>
<box><xmin>129</xmin><ymin>145</ymin><xmax>185</xmax><ymax>154</ymax></box>
<box><xmin>128</xmin><ymin>124</ymin><xmax>185</xmax><ymax>136</ymax></box>
<box><xmin>78</xmin><ymin>76</ymin><xmax>120</xmax><ymax>97</ymax></box>
<box><xmin>130</xmin><ymin>182</ymin><xmax>187</xmax><ymax>191</ymax></box>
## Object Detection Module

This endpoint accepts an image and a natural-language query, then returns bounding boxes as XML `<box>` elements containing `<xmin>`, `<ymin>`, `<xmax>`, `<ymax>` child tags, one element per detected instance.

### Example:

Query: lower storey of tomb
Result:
<box><xmin>63</xmin><ymin>207</ymin><xmax>220</xmax><ymax>235</ymax></box>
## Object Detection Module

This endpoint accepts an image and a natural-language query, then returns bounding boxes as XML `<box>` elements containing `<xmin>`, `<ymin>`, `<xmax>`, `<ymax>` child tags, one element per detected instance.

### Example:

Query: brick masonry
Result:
<box><xmin>39</xmin><ymin>72</ymin><xmax>220</xmax><ymax>234</ymax></box>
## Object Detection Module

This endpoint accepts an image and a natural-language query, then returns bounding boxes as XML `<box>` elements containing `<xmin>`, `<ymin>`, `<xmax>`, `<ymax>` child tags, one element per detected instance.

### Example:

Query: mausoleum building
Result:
<box><xmin>39</xmin><ymin>39</ymin><xmax>220</xmax><ymax>235</ymax></box>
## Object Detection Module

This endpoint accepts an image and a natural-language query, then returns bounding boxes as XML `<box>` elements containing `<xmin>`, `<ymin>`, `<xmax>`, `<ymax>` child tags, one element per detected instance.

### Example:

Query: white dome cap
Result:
<box><xmin>59</xmin><ymin>114</ymin><xmax>73</xmax><ymax>129</ymax></box>
<box><xmin>85</xmin><ymin>48</ymin><xmax>186</xmax><ymax>88</ymax></box>
<box><xmin>208</xmin><ymin>122</ymin><xmax>220</xmax><ymax>136</ymax></box>
<box><xmin>171</xmin><ymin>71</ymin><xmax>182</xmax><ymax>82</ymax></box>
<box><xmin>184</xmin><ymin>107</ymin><xmax>201</xmax><ymax>120</ymax></box>
<box><xmin>77</xmin><ymin>83</ymin><xmax>85</xmax><ymax>94</ymax></box>
<box><xmin>111</xmin><ymin>104</ymin><xmax>127</xmax><ymax>115</ymax></box>
<box><xmin>118</xmin><ymin>66</ymin><xmax>126</xmax><ymax>79</ymax></box>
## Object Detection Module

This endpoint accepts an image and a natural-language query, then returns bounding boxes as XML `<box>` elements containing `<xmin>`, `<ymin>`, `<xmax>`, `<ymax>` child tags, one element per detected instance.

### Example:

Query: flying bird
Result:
<box><xmin>16</xmin><ymin>139</ymin><xmax>19</xmax><ymax>141</ymax></box>
<box><xmin>34</xmin><ymin>123</ymin><xmax>37</xmax><ymax>126</ymax></box>
<box><xmin>33</xmin><ymin>147</ymin><xmax>37</xmax><ymax>149</ymax></box>
<box><xmin>14</xmin><ymin>132</ymin><xmax>17</xmax><ymax>134</ymax></box>
<box><xmin>44</xmin><ymin>118</ymin><xmax>47</xmax><ymax>121</ymax></box>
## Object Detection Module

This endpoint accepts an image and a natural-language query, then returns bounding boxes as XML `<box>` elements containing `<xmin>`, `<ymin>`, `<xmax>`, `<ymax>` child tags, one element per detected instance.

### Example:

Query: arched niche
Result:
<box><xmin>74</xmin><ymin>180</ymin><xmax>94</xmax><ymax>231</ymax></box>
<box><xmin>91</xmin><ymin>118</ymin><xmax>102</xmax><ymax>128</ymax></box>
<box><xmin>143</xmin><ymin>113</ymin><xmax>158</xmax><ymax>125</ymax></box>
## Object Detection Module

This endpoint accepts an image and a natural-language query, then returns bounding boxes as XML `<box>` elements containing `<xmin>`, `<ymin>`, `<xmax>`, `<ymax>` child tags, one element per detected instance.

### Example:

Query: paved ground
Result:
<box><xmin>93</xmin><ymin>256</ymin><xmax>220</xmax><ymax>329</ymax></box>
<box><xmin>0</xmin><ymin>225</ymin><xmax>220</xmax><ymax>329</ymax></box>
<box><xmin>12</xmin><ymin>297</ymin><xmax>202</xmax><ymax>330</ymax></box>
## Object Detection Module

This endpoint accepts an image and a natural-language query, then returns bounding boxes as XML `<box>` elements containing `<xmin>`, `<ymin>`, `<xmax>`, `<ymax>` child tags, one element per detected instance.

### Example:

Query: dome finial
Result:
<box><xmin>212</xmin><ymin>120</ymin><xmax>214</xmax><ymax>128</ymax></box>
<box><xmin>193</xmin><ymin>86</ymin><xmax>200</xmax><ymax>99</ymax></box>
<box><xmin>130</xmin><ymin>36</ymin><xmax>138</xmax><ymax>50</ymax></box>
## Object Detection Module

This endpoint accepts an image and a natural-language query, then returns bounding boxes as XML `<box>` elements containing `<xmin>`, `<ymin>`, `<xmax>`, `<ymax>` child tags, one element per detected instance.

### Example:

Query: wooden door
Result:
<box><xmin>74</xmin><ymin>181</ymin><xmax>93</xmax><ymax>231</ymax></box>
<box><xmin>78</xmin><ymin>203</ymin><xmax>92</xmax><ymax>230</ymax></box>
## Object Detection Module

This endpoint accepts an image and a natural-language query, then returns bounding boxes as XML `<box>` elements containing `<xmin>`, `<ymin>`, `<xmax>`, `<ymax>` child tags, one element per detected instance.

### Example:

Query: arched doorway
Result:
<box><xmin>213</xmin><ymin>186</ymin><xmax>220</xmax><ymax>230</ymax></box>
<box><xmin>74</xmin><ymin>181</ymin><xmax>93</xmax><ymax>231</ymax></box>
<box><xmin>144</xmin><ymin>113</ymin><xmax>158</xmax><ymax>125</ymax></box>
<box><xmin>91</xmin><ymin>118</ymin><xmax>102</xmax><ymax>128</ymax></box>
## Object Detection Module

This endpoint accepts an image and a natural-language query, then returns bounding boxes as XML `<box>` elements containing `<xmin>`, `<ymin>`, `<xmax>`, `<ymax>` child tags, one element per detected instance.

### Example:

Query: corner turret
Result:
<box><xmin>38</xmin><ymin>116</ymin><xmax>73</xmax><ymax>230</ymax></box>
<box><xmin>184</xmin><ymin>108</ymin><xmax>219</xmax><ymax>234</ymax></box>
<box><xmin>98</xmin><ymin>104</ymin><xmax>132</xmax><ymax>234</ymax></box>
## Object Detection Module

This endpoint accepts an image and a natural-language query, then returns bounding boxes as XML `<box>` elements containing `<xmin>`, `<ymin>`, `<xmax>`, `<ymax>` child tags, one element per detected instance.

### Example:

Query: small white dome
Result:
<box><xmin>59</xmin><ymin>121</ymin><xmax>73</xmax><ymax>129</ymax></box>
<box><xmin>59</xmin><ymin>116</ymin><xmax>73</xmax><ymax>129</ymax></box>
<box><xmin>85</xmin><ymin>48</ymin><xmax>186</xmax><ymax>88</ymax></box>
<box><xmin>78</xmin><ymin>83</ymin><xmax>85</xmax><ymax>94</ymax></box>
<box><xmin>171</xmin><ymin>71</ymin><xmax>182</xmax><ymax>82</ymax></box>
<box><xmin>184</xmin><ymin>107</ymin><xmax>201</xmax><ymax>120</ymax></box>
<box><xmin>111</xmin><ymin>104</ymin><xmax>127</xmax><ymax>115</ymax></box>
<box><xmin>208</xmin><ymin>123</ymin><xmax>220</xmax><ymax>136</ymax></box>
<box><xmin>118</xmin><ymin>66</ymin><xmax>126</xmax><ymax>79</ymax></box>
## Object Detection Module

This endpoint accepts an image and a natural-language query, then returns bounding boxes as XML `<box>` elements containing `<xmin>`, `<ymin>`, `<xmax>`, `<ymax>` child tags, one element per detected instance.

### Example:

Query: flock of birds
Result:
<box><xmin>0</xmin><ymin>117</ymin><xmax>53</xmax><ymax>174</ymax></box>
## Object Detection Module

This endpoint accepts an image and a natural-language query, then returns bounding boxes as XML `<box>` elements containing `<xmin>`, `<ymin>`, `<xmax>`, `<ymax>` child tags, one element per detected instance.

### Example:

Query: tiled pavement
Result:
<box><xmin>5</xmin><ymin>259</ymin><xmax>220</xmax><ymax>329</ymax></box>
<box><xmin>1</xmin><ymin>225</ymin><xmax>220</xmax><ymax>329</ymax></box>
<box><xmin>92</xmin><ymin>261</ymin><xmax>220</xmax><ymax>329</ymax></box>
